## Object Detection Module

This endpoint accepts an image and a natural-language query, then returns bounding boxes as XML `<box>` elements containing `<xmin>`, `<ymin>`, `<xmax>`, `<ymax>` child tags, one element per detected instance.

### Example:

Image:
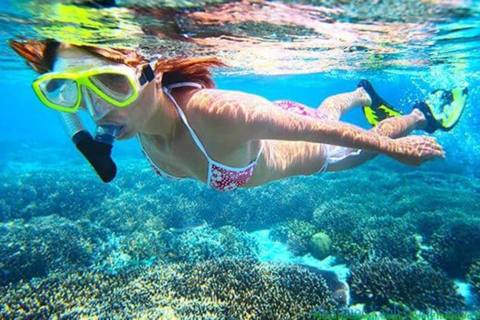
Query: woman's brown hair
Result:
<box><xmin>9</xmin><ymin>39</ymin><xmax>227</xmax><ymax>88</ymax></box>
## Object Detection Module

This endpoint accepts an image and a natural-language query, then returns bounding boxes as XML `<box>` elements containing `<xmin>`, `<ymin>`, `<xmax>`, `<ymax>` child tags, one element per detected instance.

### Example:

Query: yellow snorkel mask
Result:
<box><xmin>32</xmin><ymin>62</ymin><xmax>155</xmax><ymax>113</ymax></box>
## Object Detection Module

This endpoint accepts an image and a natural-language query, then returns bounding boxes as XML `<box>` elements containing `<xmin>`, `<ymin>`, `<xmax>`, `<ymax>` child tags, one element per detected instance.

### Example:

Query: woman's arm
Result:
<box><xmin>189</xmin><ymin>89</ymin><xmax>445</xmax><ymax>165</ymax></box>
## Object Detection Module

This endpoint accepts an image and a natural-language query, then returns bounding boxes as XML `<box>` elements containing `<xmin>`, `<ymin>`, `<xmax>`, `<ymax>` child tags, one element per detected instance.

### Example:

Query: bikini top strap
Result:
<box><xmin>162</xmin><ymin>83</ymin><xmax>212</xmax><ymax>160</ymax></box>
<box><xmin>255</xmin><ymin>141</ymin><xmax>264</xmax><ymax>163</ymax></box>
<box><xmin>166</xmin><ymin>82</ymin><xmax>203</xmax><ymax>90</ymax></box>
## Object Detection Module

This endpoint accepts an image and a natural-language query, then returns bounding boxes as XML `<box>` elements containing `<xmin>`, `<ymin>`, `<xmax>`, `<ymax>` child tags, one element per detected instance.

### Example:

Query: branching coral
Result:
<box><xmin>163</xmin><ymin>226</ymin><xmax>258</xmax><ymax>263</ymax></box>
<box><xmin>404</xmin><ymin>209</ymin><xmax>464</xmax><ymax>242</ymax></box>
<box><xmin>0</xmin><ymin>215</ymin><xmax>110</xmax><ymax>286</ymax></box>
<box><xmin>348</xmin><ymin>257</ymin><xmax>464</xmax><ymax>313</ymax></box>
<box><xmin>467</xmin><ymin>260</ymin><xmax>480</xmax><ymax>300</ymax></box>
<box><xmin>351</xmin><ymin>216</ymin><xmax>419</xmax><ymax>262</ymax></box>
<box><xmin>0</xmin><ymin>258</ymin><xmax>342</xmax><ymax>318</ymax></box>
<box><xmin>0</xmin><ymin>168</ymin><xmax>118</xmax><ymax>222</ymax></box>
<box><xmin>2</xmin><ymin>146</ymin><xmax>480</xmax><ymax>317</ymax></box>
<box><xmin>314</xmin><ymin>211</ymin><xmax>419</xmax><ymax>264</ymax></box>
<box><xmin>270</xmin><ymin>219</ymin><xmax>317</xmax><ymax>256</ymax></box>
<box><xmin>423</xmin><ymin>217</ymin><xmax>480</xmax><ymax>278</ymax></box>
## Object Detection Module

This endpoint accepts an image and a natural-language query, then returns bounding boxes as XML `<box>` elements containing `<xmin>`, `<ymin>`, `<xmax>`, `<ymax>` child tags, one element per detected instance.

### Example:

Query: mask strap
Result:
<box><xmin>139</xmin><ymin>59</ymin><xmax>158</xmax><ymax>85</ymax></box>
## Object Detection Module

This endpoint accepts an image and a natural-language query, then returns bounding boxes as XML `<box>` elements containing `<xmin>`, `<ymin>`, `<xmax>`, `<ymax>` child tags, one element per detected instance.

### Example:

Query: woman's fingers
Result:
<box><xmin>392</xmin><ymin>135</ymin><xmax>446</xmax><ymax>165</ymax></box>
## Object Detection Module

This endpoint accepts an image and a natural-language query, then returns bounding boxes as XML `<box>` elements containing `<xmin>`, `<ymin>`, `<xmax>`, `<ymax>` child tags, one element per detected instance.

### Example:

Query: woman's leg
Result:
<box><xmin>316</xmin><ymin>87</ymin><xmax>372</xmax><ymax>121</ymax></box>
<box><xmin>326</xmin><ymin>109</ymin><xmax>427</xmax><ymax>171</ymax></box>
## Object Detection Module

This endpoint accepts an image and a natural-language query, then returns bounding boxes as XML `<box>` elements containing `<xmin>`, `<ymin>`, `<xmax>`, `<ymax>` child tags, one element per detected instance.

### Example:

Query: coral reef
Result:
<box><xmin>0</xmin><ymin>167</ymin><xmax>119</xmax><ymax>222</ymax></box>
<box><xmin>348</xmin><ymin>257</ymin><xmax>464</xmax><ymax>313</ymax></box>
<box><xmin>163</xmin><ymin>225</ymin><xmax>258</xmax><ymax>263</ymax></box>
<box><xmin>314</xmin><ymin>210</ymin><xmax>419</xmax><ymax>264</ymax></box>
<box><xmin>0</xmin><ymin>215</ymin><xmax>110</xmax><ymax>286</ymax></box>
<box><xmin>423</xmin><ymin>217</ymin><xmax>480</xmax><ymax>278</ymax></box>
<box><xmin>404</xmin><ymin>209</ymin><xmax>464</xmax><ymax>242</ymax></box>
<box><xmin>0</xmin><ymin>160</ymin><xmax>319</xmax><ymax>232</ymax></box>
<box><xmin>468</xmin><ymin>260</ymin><xmax>480</xmax><ymax>300</ymax></box>
<box><xmin>270</xmin><ymin>219</ymin><xmax>317</xmax><ymax>256</ymax></box>
<box><xmin>351</xmin><ymin>216</ymin><xmax>419</xmax><ymax>262</ymax></box>
<box><xmin>312</xmin><ymin>204</ymin><xmax>366</xmax><ymax>236</ymax></box>
<box><xmin>0</xmin><ymin>258</ymin><xmax>342</xmax><ymax>318</ymax></box>
<box><xmin>2</xmin><ymin>146</ymin><xmax>480</xmax><ymax>316</ymax></box>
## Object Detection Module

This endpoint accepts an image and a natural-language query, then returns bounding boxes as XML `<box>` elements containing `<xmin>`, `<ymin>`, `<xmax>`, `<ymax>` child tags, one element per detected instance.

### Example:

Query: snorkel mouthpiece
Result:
<box><xmin>60</xmin><ymin>113</ymin><xmax>117</xmax><ymax>183</ymax></box>
<box><xmin>94</xmin><ymin>125</ymin><xmax>119</xmax><ymax>145</ymax></box>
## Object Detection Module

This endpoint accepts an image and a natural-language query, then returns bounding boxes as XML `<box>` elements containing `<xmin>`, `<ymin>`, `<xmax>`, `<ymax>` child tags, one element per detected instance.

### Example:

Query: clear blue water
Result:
<box><xmin>2</xmin><ymin>71</ymin><xmax>479</xmax><ymax>176</ymax></box>
<box><xmin>1</xmin><ymin>0</ymin><xmax>480</xmax><ymax>318</ymax></box>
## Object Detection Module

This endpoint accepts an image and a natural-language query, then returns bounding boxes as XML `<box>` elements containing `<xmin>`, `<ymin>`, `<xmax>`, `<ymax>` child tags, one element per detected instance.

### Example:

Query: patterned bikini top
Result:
<box><xmin>139</xmin><ymin>82</ymin><xmax>263</xmax><ymax>192</ymax></box>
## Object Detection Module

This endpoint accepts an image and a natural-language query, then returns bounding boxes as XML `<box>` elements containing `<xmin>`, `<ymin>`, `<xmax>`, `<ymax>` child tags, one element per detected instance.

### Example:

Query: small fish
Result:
<box><xmin>168</xmin><ymin>220</ymin><xmax>208</xmax><ymax>233</ymax></box>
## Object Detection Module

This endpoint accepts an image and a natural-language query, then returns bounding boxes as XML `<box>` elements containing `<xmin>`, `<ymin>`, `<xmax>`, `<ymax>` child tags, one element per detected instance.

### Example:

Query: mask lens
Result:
<box><xmin>88</xmin><ymin>73</ymin><xmax>134</xmax><ymax>102</ymax></box>
<box><xmin>39</xmin><ymin>78</ymin><xmax>78</xmax><ymax>108</ymax></box>
<box><xmin>82</xmin><ymin>86</ymin><xmax>114</xmax><ymax>121</ymax></box>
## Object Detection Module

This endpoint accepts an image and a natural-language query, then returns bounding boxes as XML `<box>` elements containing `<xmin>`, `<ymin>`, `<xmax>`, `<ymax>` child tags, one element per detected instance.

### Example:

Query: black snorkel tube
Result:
<box><xmin>60</xmin><ymin>112</ymin><xmax>118</xmax><ymax>183</ymax></box>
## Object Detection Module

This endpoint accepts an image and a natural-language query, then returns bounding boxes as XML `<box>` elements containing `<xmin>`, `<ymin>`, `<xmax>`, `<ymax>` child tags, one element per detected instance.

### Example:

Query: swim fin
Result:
<box><xmin>358</xmin><ymin>79</ymin><xmax>403</xmax><ymax>126</ymax></box>
<box><xmin>413</xmin><ymin>87</ymin><xmax>469</xmax><ymax>133</ymax></box>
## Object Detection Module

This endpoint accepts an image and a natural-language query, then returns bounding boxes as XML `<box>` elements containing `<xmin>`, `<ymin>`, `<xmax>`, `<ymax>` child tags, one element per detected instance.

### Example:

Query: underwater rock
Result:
<box><xmin>0</xmin><ymin>215</ymin><xmax>110</xmax><ymax>286</ymax></box>
<box><xmin>348</xmin><ymin>257</ymin><xmax>464</xmax><ymax>313</ymax></box>
<box><xmin>423</xmin><ymin>217</ymin><xmax>480</xmax><ymax>278</ymax></box>
<box><xmin>0</xmin><ymin>258</ymin><xmax>342</xmax><ymax>318</ymax></box>
<box><xmin>270</xmin><ymin>219</ymin><xmax>317</xmax><ymax>256</ymax></box>
<box><xmin>309</xmin><ymin>232</ymin><xmax>332</xmax><ymax>260</ymax></box>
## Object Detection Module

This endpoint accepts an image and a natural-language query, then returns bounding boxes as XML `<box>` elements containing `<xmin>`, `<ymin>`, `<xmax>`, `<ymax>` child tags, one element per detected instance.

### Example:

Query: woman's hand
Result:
<box><xmin>388</xmin><ymin>136</ymin><xmax>445</xmax><ymax>166</ymax></box>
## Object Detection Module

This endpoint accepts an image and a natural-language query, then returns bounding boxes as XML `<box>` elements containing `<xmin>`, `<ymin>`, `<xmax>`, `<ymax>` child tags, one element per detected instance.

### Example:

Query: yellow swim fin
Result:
<box><xmin>358</xmin><ymin>80</ymin><xmax>403</xmax><ymax>126</ymax></box>
<box><xmin>414</xmin><ymin>87</ymin><xmax>468</xmax><ymax>133</ymax></box>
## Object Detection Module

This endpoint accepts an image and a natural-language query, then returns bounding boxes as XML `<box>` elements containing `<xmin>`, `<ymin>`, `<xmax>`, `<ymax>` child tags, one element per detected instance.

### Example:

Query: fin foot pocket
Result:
<box><xmin>415</xmin><ymin>86</ymin><xmax>468</xmax><ymax>133</ymax></box>
<box><xmin>358</xmin><ymin>79</ymin><xmax>402</xmax><ymax>126</ymax></box>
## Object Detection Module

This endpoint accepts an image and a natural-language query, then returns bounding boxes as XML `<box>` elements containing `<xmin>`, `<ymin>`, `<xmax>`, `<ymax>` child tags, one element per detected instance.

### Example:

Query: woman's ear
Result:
<box><xmin>9</xmin><ymin>39</ymin><xmax>60</xmax><ymax>74</ymax></box>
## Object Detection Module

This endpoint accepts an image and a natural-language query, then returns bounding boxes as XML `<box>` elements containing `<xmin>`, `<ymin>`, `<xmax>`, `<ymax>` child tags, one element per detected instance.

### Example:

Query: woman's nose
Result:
<box><xmin>81</xmin><ymin>86</ymin><xmax>114</xmax><ymax>121</ymax></box>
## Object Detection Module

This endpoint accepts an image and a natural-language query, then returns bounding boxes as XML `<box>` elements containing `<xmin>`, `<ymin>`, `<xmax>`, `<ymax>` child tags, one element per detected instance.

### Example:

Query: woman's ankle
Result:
<box><xmin>355</xmin><ymin>87</ymin><xmax>372</xmax><ymax>106</ymax></box>
<box><xmin>411</xmin><ymin>108</ymin><xmax>427</xmax><ymax>130</ymax></box>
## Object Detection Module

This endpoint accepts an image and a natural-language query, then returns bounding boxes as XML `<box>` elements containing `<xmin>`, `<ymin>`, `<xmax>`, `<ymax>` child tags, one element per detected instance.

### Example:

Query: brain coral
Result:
<box><xmin>348</xmin><ymin>257</ymin><xmax>464</xmax><ymax>313</ymax></box>
<box><xmin>0</xmin><ymin>258</ymin><xmax>342</xmax><ymax>318</ymax></box>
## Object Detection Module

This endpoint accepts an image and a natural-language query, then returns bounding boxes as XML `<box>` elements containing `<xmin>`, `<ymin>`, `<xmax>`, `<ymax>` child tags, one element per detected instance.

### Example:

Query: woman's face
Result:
<box><xmin>53</xmin><ymin>45</ymin><xmax>158</xmax><ymax>140</ymax></box>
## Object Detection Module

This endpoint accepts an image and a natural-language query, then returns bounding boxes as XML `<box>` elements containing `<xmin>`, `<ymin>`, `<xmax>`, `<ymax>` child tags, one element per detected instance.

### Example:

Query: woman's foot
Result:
<box><xmin>413</xmin><ymin>87</ymin><xmax>469</xmax><ymax>133</ymax></box>
<box><xmin>355</xmin><ymin>86</ymin><xmax>372</xmax><ymax>106</ymax></box>
<box><xmin>357</xmin><ymin>79</ymin><xmax>403</xmax><ymax>126</ymax></box>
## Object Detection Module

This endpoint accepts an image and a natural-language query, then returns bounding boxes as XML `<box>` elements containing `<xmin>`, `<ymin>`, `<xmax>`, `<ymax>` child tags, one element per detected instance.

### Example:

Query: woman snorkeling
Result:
<box><xmin>10</xmin><ymin>39</ymin><xmax>468</xmax><ymax>192</ymax></box>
